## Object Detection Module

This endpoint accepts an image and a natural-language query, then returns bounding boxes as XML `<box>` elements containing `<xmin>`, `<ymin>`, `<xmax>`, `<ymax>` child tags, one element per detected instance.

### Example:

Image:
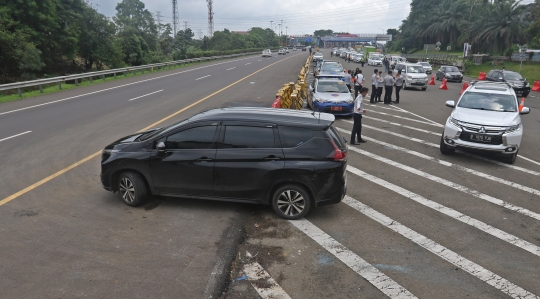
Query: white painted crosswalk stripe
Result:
<box><xmin>290</xmin><ymin>219</ymin><xmax>418</xmax><ymax>299</ymax></box>
<box><xmin>346</xmin><ymin>165</ymin><xmax>540</xmax><ymax>257</ymax></box>
<box><xmin>336</xmin><ymin>127</ymin><xmax>540</xmax><ymax>211</ymax></box>
<box><xmin>362</xmin><ymin>116</ymin><xmax>440</xmax><ymax>136</ymax></box>
<box><xmin>367</xmin><ymin>110</ymin><xmax>443</xmax><ymax>127</ymax></box>
<box><xmin>342</xmin><ymin>196</ymin><xmax>540</xmax><ymax>299</ymax></box>
<box><xmin>342</xmin><ymin>120</ymin><xmax>540</xmax><ymax>176</ymax></box>
<box><xmin>243</xmin><ymin>251</ymin><xmax>292</xmax><ymax>299</ymax></box>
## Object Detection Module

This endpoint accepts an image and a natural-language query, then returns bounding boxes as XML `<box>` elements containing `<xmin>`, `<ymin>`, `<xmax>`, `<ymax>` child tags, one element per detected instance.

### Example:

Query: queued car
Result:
<box><xmin>313</xmin><ymin>52</ymin><xmax>324</xmax><ymax>62</ymax></box>
<box><xmin>293</xmin><ymin>47</ymin><xmax>297</xmax><ymax>51</ymax></box>
<box><xmin>485</xmin><ymin>70</ymin><xmax>531</xmax><ymax>97</ymax></box>
<box><xmin>368</xmin><ymin>54</ymin><xmax>384</xmax><ymax>66</ymax></box>
<box><xmin>307</xmin><ymin>77</ymin><xmax>354</xmax><ymax>116</ymax></box>
<box><xmin>352</xmin><ymin>53</ymin><xmax>364</xmax><ymax>63</ymax></box>
<box><xmin>286</xmin><ymin>48</ymin><xmax>290</xmax><ymax>53</ymax></box>
<box><xmin>100</xmin><ymin>107</ymin><xmax>348</xmax><ymax>220</ymax></box>
<box><xmin>316</xmin><ymin>61</ymin><xmax>344</xmax><ymax>78</ymax></box>
<box><xmin>262</xmin><ymin>49</ymin><xmax>272</xmax><ymax>57</ymax></box>
<box><xmin>278</xmin><ymin>48</ymin><xmax>286</xmax><ymax>55</ymax></box>
<box><xmin>436</xmin><ymin>65</ymin><xmax>463</xmax><ymax>82</ymax></box>
<box><xmin>440</xmin><ymin>81</ymin><xmax>530</xmax><ymax>164</ymax></box>
<box><xmin>417</xmin><ymin>61</ymin><xmax>433</xmax><ymax>74</ymax></box>
<box><xmin>393</xmin><ymin>63</ymin><xmax>429</xmax><ymax>91</ymax></box>
<box><xmin>302</xmin><ymin>47</ymin><xmax>307</xmax><ymax>52</ymax></box>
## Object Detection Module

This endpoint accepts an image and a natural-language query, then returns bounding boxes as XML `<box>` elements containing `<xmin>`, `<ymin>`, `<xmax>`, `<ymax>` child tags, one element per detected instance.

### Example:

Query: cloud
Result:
<box><xmin>91</xmin><ymin>0</ymin><xmax>412</xmax><ymax>36</ymax></box>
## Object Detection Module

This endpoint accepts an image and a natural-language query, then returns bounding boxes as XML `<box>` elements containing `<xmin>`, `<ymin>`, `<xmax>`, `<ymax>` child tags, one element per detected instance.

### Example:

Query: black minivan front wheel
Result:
<box><xmin>272</xmin><ymin>184</ymin><xmax>312</xmax><ymax>220</ymax></box>
<box><xmin>118</xmin><ymin>171</ymin><xmax>148</xmax><ymax>206</ymax></box>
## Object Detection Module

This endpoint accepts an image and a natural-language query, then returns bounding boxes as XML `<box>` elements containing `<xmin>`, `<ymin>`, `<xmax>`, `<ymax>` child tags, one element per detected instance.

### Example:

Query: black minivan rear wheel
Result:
<box><xmin>272</xmin><ymin>184</ymin><xmax>312</xmax><ymax>220</ymax></box>
<box><xmin>118</xmin><ymin>171</ymin><xmax>148</xmax><ymax>206</ymax></box>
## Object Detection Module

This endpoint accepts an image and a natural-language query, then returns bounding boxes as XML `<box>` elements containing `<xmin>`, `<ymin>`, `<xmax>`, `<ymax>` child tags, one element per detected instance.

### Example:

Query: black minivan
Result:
<box><xmin>100</xmin><ymin>107</ymin><xmax>348</xmax><ymax>219</ymax></box>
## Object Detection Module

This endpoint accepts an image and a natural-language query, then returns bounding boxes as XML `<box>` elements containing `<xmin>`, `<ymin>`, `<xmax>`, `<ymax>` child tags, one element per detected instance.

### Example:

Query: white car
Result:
<box><xmin>262</xmin><ymin>49</ymin><xmax>272</xmax><ymax>57</ymax></box>
<box><xmin>278</xmin><ymin>49</ymin><xmax>286</xmax><ymax>55</ymax></box>
<box><xmin>368</xmin><ymin>55</ymin><xmax>383</xmax><ymax>66</ymax></box>
<box><xmin>312</xmin><ymin>52</ymin><xmax>323</xmax><ymax>62</ymax></box>
<box><xmin>440</xmin><ymin>81</ymin><xmax>530</xmax><ymax>164</ymax></box>
<box><xmin>393</xmin><ymin>63</ymin><xmax>429</xmax><ymax>90</ymax></box>
<box><xmin>417</xmin><ymin>61</ymin><xmax>432</xmax><ymax>74</ymax></box>
<box><xmin>293</xmin><ymin>47</ymin><xmax>297</xmax><ymax>51</ymax></box>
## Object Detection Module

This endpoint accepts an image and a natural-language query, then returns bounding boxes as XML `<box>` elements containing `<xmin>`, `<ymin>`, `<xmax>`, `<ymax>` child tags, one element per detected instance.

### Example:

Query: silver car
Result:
<box><xmin>417</xmin><ymin>61</ymin><xmax>432</xmax><ymax>74</ymax></box>
<box><xmin>393</xmin><ymin>63</ymin><xmax>429</xmax><ymax>90</ymax></box>
<box><xmin>440</xmin><ymin>81</ymin><xmax>530</xmax><ymax>164</ymax></box>
<box><xmin>313</xmin><ymin>52</ymin><xmax>324</xmax><ymax>62</ymax></box>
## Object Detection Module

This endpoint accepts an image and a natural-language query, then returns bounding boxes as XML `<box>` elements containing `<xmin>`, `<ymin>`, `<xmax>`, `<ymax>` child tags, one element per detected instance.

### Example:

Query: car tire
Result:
<box><xmin>422</xmin><ymin>87</ymin><xmax>427</xmax><ymax>91</ymax></box>
<box><xmin>501</xmin><ymin>153</ymin><xmax>517</xmax><ymax>164</ymax></box>
<box><xmin>118</xmin><ymin>171</ymin><xmax>148</xmax><ymax>207</ymax></box>
<box><xmin>272</xmin><ymin>184</ymin><xmax>312</xmax><ymax>220</ymax></box>
<box><xmin>440</xmin><ymin>136</ymin><xmax>455</xmax><ymax>155</ymax></box>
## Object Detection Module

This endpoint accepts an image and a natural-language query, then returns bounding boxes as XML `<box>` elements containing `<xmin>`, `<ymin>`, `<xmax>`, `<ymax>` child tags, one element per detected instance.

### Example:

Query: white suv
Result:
<box><xmin>440</xmin><ymin>82</ymin><xmax>530</xmax><ymax>164</ymax></box>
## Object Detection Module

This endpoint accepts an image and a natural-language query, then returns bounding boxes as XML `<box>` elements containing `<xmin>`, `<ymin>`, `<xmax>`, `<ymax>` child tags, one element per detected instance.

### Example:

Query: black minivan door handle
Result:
<box><xmin>196</xmin><ymin>157</ymin><xmax>213</xmax><ymax>162</ymax></box>
<box><xmin>264</xmin><ymin>155</ymin><xmax>281</xmax><ymax>160</ymax></box>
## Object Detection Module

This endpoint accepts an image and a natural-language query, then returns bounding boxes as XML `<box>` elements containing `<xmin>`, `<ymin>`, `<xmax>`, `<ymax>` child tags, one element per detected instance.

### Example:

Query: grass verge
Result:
<box><xmin>463</xmin><ymin>60</ymin><xmax>540</xmax><ymax>82</ymax></box>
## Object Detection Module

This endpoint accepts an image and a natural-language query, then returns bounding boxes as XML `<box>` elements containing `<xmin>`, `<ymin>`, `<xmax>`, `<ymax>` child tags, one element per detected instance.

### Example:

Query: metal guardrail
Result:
<box><xmin>0</xmin><ymin>52</ymin><xmax>260</xmax><ymax>97</ymax></box>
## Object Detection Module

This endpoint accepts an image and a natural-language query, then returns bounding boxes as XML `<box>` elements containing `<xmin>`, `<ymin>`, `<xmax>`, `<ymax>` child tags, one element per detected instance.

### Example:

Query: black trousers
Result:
<box><xmin>370</xmin><ymin>85</ymin><xmax>377</xmax><ymax>102</ymax></box>
<box><xmin>395</xmin><ymin>86</ymin><xmax>402</xmax><ymax>102</ymax></box>
<box><xmin>384</xmin><ymin>86</ymin><xmax>393</xmax><ymax>104</ymax></box>
<box><xmin>376</xmin><ymin>87</ymin><xmax>383</xmax><ymax>102</ymax></box>
<box><xmin>354</xmin><ymin>84</ymin><xmax>362</xmax><ymax>98</ymax></box>
<box><xmin>361</xmin><ymin>61</ymin><xmax>365</xmax><ymax>67</ymax></box>
<box><xmin>346</xmin><ymin>84</ymin><xmax>351</xmax><ymax>92</ymax></box>
<box><xmin>350</xmin><ymin>113</ymin><xmax>363</xmax><ymax>143</ymax></box>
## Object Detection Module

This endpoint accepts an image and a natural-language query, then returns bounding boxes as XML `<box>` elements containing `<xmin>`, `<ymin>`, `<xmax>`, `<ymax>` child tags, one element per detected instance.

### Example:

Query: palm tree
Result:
<box><xmin>470</xmin><ymin>0</ymin><xmax>527</xmax><ymax>55</ymax></box>
<box><xmin>424</xmin><ymin>0</ymin><xmax>467</xmax><ymax>47</ymax></box>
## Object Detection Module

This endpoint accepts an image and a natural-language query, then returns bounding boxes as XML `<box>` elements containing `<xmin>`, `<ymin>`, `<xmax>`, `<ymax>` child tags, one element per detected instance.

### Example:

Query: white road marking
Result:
<box><xmin>342</xmin><ymin>196</ymin><xmax>539</xmax><ymax>299</ymax></box>
<box><xmin>339</xmin><ymin>126</ymin><xmax>540</xmax><ymax>200</ymax></box>
<box><xmin>347</xmin><ymin>165</ymin><xmax>540</xmax><ymax>257</ymax></box>
<box><xmin>290</xmin><ymin>219</ymin><xmax>418</xmax><ymax>299</ymax></box>
<box><xmin>243</xmin><ymin>251</ymin><xmax>292</xmax><ymax>299</ymax></box>
<box><xmin>341</xmin><ymin>132</ymin><xmax>540</xmax><ymax>220</ymax></box>
<box><xmin>195</xmin><ymin>75</ymin><xmax>211</xmax><ymax>81</ymax></box>
<box><xmin>378</xmin><ymin>105</ymin><xmax>540</xmax><ymax>166</ymax></box>
<box><xmin>390</xmin><ymin>105</ymin><xmax>441</xmax><ymax>125</ymax></box>
<box><xmin>246</xmin><ymin>63</ymin><xmax>251</xmax><ymax>65</ymax></box>
<box><xmin>363</xmin><ymin>100</ymin><xmax>403</xmax><ymax>112</ymax></box>
<box><xmin>258</xmin><ymin>60</ymin><xmax>262</xmax><ymax>61</ymax></box>
<box><xmin>128</xmin><ymin>90</ymin><xmax>163</xmax><ymax>101</ymax></box>
<box><xmin>0</xmin><ymin>56</ymin><xmax>256</xmax><ymax>117</ymax></box>
<box><xmin>367</xmin><ymin>110</ymin><xmax>443</xmax><ymax>127</ymax></box>
<box><xmin>355</xmin><ymin>123</ymin><xmax>540</xmax><ymax>176</ymax></box>
<box><xmin>227</xmin><ymin>67</ymin><xmax>236</xmax><ymax>70</ymax></box>
<box><xmin>0</xmin><ymin>131</ymin><xmax>32</xmax><ymax>143</ymax></box>
<box><xmin>361</xmin><ymin>116</ymin><xmax>440</xmax><ymax>136</ymax></box>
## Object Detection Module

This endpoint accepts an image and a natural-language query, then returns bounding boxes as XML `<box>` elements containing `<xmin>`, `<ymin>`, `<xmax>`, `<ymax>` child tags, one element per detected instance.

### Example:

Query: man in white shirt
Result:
<box><xmin>350</xmin><ymin>87</ymin><xmax>369</xmax><ymax>145</ymax></box>
<box><xmin>369</xmin><ymin>69</ymin><xmax>378</xmax><ymax>103</ymax></box>
<box><xmin>353</xmin><ymin>70</ymin><xmax>365</xmax><ymax>99</ymax></box>
<box><xmin>343</xmin><ymin>70</ymin><xmax>352</xmax><ymax>92</ymax></box>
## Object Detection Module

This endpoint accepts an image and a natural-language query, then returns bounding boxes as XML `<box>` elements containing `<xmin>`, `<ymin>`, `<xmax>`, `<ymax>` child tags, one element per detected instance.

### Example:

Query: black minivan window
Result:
<box><xmin>222</xmin><ymin>126</ymin><xmax>274</xmax><ymax>149</ymax></box>
<box><xmin>279</xmin><ymin>126</ymin><xmax>315</xmax><ymax>148</ymax></box>
<box><xmin>165</xmin><ymin>126</ymin><xmax>217</xmax><ymax>149</ymax></box>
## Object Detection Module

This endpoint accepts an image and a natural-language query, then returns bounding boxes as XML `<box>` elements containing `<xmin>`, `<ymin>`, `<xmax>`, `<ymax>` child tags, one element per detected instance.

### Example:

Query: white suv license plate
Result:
<box><xmin>470</xmin><ymin>134</ymin><xmax>491</xmax><ymax>142</ymax></box>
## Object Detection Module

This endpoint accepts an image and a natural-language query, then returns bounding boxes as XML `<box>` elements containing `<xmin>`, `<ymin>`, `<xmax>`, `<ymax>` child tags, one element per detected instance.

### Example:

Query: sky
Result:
<box><xmin>90</xmin><ymin>0</ymin><xmax>536</xmax><ymax>37</ymax></box>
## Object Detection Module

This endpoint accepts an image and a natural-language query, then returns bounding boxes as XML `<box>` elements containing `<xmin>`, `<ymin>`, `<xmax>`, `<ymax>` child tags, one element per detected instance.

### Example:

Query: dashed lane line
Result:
<box><xmin>346</xmin><ymin>165</ymin><xmax>540</xmax><ymax>257</ymax></box>
<box><xmin>338</xmin><ymin>127</ymin><xmax>540</xmax><ymax>200</ymax></box>
<box><xmin>0</xmin><ymin>53</ymin><xmax>302</xmax><ymax>208</ymax></box>
<box><xmin>339</xmin><ymin>128</ymin><xmax>540</xmax><ymax>220</ymax></box>
<box><xmin>243</xmin><ymin>251</ymin><xmax>292</xmax><ymax>299</ymax></box>
<box><xmin>342</xmin><ymin>195</ymin><xmax>540</xmax><ymax>299</ymax></box>
<box><xmin>0</xmin><ymin>56</ymin><xmax>259</xmax><ymax>117</ymax></box>
<box><xmin>128</xmin><ymin>90</ymin><xmax>163</xmax><ymax>101</ymax></box>
<box><xmin>345</xmin><ymin>121</ymin><xmax>540</xmax><ymax>176</ymax></box>
<box><xmin>227</xmin><ymin>67</ymin><xmax>236</xmax><ymax>70</ymax></box>
<box><xmin>367</xmin><ymin>110</ymin><xmax>443</xmax><ymax>127</ymax></box>
<box><xmin>290</xmin><ymin>219</ymin><xmax>418</xmax><ymax>299</ymax></box>
<box><xmin>0</xmin><ymin>131</ymin><xmax>32</xmax><ymax>143</ymax></box>
<box><xmin>196</xmin><ymin>75</ymin><xmax>211</xmax><ymax>81</ymax></box>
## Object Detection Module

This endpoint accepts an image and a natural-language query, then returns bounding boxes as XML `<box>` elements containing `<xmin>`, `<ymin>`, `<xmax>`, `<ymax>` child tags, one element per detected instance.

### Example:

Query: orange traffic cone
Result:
<box><xmin>439</xmin><ymin>78</ymin><xmax>448</xmax><ymax>90</ymax></box>
<box><xmin>459</xmin><ymin>81</ymin><xmax>469</xmax><ymax>95</ymax></box>
<box><xmin>519</xmin><ymin>97</ymin><xmax>525</xmax><ymax>112</ymax></box>
<box><xmin>429</xmin><ymin>75</ymin><xmax>436</xmax><ymax>85</ymax></box>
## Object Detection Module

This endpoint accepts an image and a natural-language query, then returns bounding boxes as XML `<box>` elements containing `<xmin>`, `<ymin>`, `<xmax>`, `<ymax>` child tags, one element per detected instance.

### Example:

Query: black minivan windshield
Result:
<box><xmin>458</xmin><ymin>92</ymin><xmax>517</xmax><ymax>112</ymax></box>
<box><xmin>139</xmin><ymin>119</ymin><xmax>189</xmax><ymax>141</ymax></box>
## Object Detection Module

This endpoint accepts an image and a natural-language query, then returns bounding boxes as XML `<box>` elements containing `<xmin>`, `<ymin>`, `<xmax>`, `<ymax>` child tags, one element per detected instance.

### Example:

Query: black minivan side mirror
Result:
<box><xmin>156</xmin><ymin>142</ymin><xmax>166</xmax><ymax>158</ymax></box>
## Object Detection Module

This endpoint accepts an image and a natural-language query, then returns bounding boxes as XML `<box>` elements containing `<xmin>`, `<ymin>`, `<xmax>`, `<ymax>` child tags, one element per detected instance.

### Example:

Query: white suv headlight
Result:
<box><xmin>506</xmin><ymin>124</ymin><xmax>521</xmax><ymax>133</ymax></box>
<box><xmin>449</xmin><ymin>117</ymin><xmax>462</xmax><ymax>128</ymax></box>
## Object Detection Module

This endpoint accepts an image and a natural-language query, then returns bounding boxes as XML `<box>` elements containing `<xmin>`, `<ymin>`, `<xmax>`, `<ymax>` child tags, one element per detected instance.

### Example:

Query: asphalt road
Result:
<box><xmin>0</xmin><ymin>51</ymin><xmax>309</xmax><ymax>299</ymax></box>
<box><xmin>1</xmin><ymin>49</ymin><xmax>540</xmax><ymax>299</ymax></box>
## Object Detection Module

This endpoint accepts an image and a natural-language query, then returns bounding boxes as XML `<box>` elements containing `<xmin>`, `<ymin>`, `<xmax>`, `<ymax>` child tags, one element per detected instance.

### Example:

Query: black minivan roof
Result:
<box><xmin>189</xmin><ymin>107</ymin><xmax>335</xmax><ymax>129</ymax></box>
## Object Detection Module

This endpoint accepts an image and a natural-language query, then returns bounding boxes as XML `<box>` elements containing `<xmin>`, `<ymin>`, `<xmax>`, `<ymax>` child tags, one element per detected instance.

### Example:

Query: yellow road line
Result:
<box><xmin>0</xmin><ymin>53</ymin><xmax>301</xmax><ymax>208</ymax></box>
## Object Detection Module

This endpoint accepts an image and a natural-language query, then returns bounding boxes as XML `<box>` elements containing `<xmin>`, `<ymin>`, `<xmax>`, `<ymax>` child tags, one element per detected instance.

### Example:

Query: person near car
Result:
<box><xmin>344</xmin><ymin>70</ymin><xmax>352</xmax><ymax>92</ymax></box>
<box><xmin>353</xmin><ymin>69</ymin><xmax>364</xmax><ymax>99</ymax></box>
<box><xmin>383</xmin><ymin>71</ymin><xmax>395</xmax><ymax>104</ymax></box>
<box><xmin>369</xmin><ymin>69</ymin><xmax>378</xmax><ymax>103</ymax></box>
<box><xmin>353</xmin><ymin>67</ymin><xmax>361</xmax><ymax>77</ymax></box>
<box><xmin>331</xmin><ymin>51</ymin><xmax>333</xmax><ymax>57</ymax></box>
<box><xmin>376</xmin><ymin>71</ymin><xmax>384</xmax><ymax>102</ymax></box>
<box><xmin>383</xmin><ymin>58</ymin><xmax>390</xmax><ymax>73</ymax></box>
<box><xmin>361</xmin><ymin>57</ymin><xmax>365</xmax><ymax>67</ymax></box>
<box><xmin>350</xmin><ymin>87</ymin><xmax>369</xmax><ymax>145</ymax></box>
<box><xmin>394</xmin><ymin>70</ymin><xmax>403</xmax><ymax>104</ymax></box>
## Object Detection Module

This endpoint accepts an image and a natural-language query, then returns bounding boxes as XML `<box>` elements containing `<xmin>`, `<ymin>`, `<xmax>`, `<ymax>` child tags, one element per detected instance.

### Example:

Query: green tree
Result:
<box><xmin>314</xmin><ymin>29</ymin><xmax>333</xmax><ymax>37</ymax></box>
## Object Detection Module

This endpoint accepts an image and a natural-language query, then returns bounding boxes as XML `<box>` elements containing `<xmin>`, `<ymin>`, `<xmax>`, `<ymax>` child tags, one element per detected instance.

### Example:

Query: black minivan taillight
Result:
<box><xmin>326</xmin><ymin>139</ymin><xmax>347</xmax><ymax>161</ymax></box>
